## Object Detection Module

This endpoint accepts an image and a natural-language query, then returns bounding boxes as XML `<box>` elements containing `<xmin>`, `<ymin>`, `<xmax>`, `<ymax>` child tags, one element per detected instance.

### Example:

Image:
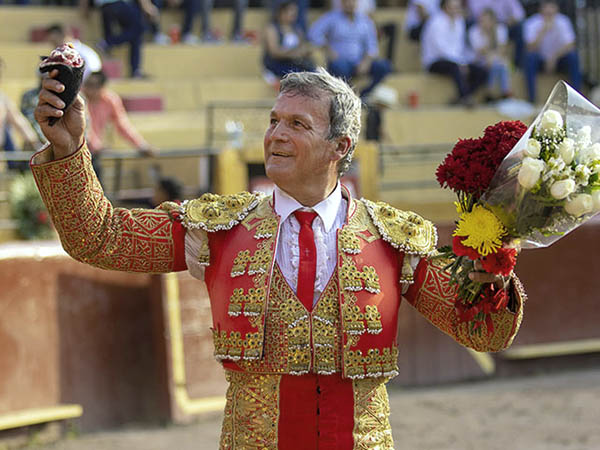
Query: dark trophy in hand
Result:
<box><xmin>39</xmin><ymin>43</ymin><xmax>85</xmax><ymax>126</ymax></box>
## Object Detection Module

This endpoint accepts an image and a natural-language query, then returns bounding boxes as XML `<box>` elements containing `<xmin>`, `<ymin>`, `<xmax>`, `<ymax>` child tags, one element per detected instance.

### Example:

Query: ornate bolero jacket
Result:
<box><xmin>31</xmin><ymin>145</ymin><xmax>526</xmax><ymax>380</ymax></box>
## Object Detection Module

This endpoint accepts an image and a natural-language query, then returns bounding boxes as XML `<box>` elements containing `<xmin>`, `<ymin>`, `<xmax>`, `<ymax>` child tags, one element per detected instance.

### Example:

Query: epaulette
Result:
<box><xmin>361</xmin><ymin>198</ymin><xmax>438</xmax><ymax>257</ymax></box>
<box><xmin>180</xmin><ymin>192</ymin><xmax>265</xmax><ymax>232</ymax></box>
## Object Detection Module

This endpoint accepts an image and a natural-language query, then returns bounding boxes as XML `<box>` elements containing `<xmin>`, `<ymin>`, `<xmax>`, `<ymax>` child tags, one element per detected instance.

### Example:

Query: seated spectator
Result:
<box><xmin>469</xmin><ymin>9</ymin><xmax>512</xmax><ymax>102</ymax></box>
<box><xmin>404</xmin><ymin>0</ymin><xmax>440</xmax><ymax>42</ymax></box>
<box><xmin>143</xmin><ymin>0</ymin><xmax>171</xmax><ymax>44</ymax></box>
<box><xmin>263</xmin><ymin>1</ymin><xmax>315</xmax><ymax>79</ymax></box>
<box><xmin>269</xmin><ymin>0</ymin><xmax>308</xmax><ymax>34</ymax></box>
<box><xmin>82</xmin><ymin>70</ymin><xmax>156</xmax><ymax>183</ymax></box>
<box><xmin>331</xmin><ymin>0</ymin><xmax>398</xmax><ymax>67</ymax></box>
<box><xmin>421</xmin><ymin>0</ymin><xmax>488</xmax><ymax>106</ymax></box>
<box><xmin>181</xmin><ymin>0</ymin><xmax>248</xmax><ymax>44</ymax></box>
<box><xmin>82</xmin><ymin>0</ymin><xmax>157</xmax><ymax>78</ymax></box>
<box><xmin>309</xmin><ymin>0</ymin><xmax>391</xmax><ymax>98</ymax></box>
<box><xmin>0</xmin><ymin>58</ymin><xmax>41</xmax><ymax>170</ymax></box>
<box><xmin>45</xmin><ymin>23</ymin><xmax>102</xmax><ymax>81</ymax></box>
<box><xmin>523</xmin><ymin>0</ymin><xmax>581</xmax><ymax>103</ymax></box>
<box><xmin>466</xmin><ymin>0</ymin><xmax>525</xmax><ymax>67</ymax></box>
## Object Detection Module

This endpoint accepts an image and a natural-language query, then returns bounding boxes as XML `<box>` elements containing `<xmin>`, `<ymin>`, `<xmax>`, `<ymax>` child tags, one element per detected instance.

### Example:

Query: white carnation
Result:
<box><xmin>564</xmin><ymin>194</ymin><xmax>593</xmax><ymax>217</ymax></box>
<box><xmin>577</xmin><ymin>126</ymin><xmax>592</xmax><ymax>146</ymax></box>
<box><xmin>574</xmin><ymin>164</ymin><xmax>592</xmax><ymax>186</ymax></box>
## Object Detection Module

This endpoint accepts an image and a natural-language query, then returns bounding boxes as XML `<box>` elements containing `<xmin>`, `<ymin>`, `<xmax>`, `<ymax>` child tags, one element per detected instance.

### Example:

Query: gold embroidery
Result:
<box><xmin>361</xmin><ymin>266</ymin><xmax>381</xmax><ymax>293</ymax></box>
<box><xmin>414</xmin><ymin>258</ymin><xmax>524</xmax><ymax>353</ymax></box>
<box><xmin>339</xmin><ymin>228</ymin><xmax>362</xmax><ymax>254</ymax></box>
<box><xmin>227</xmin><ymin>288</ymin><xmax>244</xmax><ymax>317</ymax></box>
<box><xmin>244</xmin><ymin>288</ymin><xmax>266</xmax><ymax>317</ymax></box>
<box><xmin>352</xmin><ymin>378</ymin><xmax>394</xmax><ymax>449</ymax></box>
<box><xmin>248</xmin><ymin>246</ymin><xmax>271</xmax><ymax>275</ymax></box>
<box><xmin>183</xmin><ymin>191</ymin><xmax>263</xmax><ymax>232</ymax></box>
<box><xmin>31</xmin><ymin>147</ymin><xmax>176</xmax><ymax>273</ymax></box>
<box><xmin>345</xmin><ymin>305</ymin><xmax>366</xmax><ymax>336</ymax></box>
<box><xmin>362</xmin><ymin>198</ymin><xmax>437</xmax><ymax>257</ymax></box>
<box><xmin>253</xmin><ymin>217</ymin><xmax>279</xmax><ymax>239</ymax></box>
<box><xmin>343</xmin><ymin>346</ymin><xmax>398</xmax><ymax>380</ymax></box>
<box><xmin>364</xmin><ymin>305</ymin><xmax>382</xmax><ymax>335</ymax></box>
<box><xmin>230</xmin><ymin>250</ymin><xmax>250</xmax><ymax>277</ymax></box>
<box><xmin>220</xmin><ymin>371</ymin><xmax>280</xmax><ymax>449</ymax></box>
<box><xmin>213</xmin><ymin>329</ymin><xmax>265</xmax><ymax>361</ymax></box>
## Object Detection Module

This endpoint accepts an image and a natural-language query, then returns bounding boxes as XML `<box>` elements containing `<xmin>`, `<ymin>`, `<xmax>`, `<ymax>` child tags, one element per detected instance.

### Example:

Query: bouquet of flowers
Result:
<box><xmin>436</xmin><ymin>81</ymin><xmax>600</xmax><ymax>334</ymax></box>
<box><xmin>9</xmin><ymin>173</ymin><xmax>54</xmax><ymax>240</ymax></box>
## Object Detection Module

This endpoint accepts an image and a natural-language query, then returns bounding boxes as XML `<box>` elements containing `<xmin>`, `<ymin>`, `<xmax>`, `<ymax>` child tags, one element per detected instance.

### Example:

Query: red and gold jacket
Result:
<box><xmin>31</xmin><ymin>145</ymin><xmax>526</xmax><ymax>382</ymax></box>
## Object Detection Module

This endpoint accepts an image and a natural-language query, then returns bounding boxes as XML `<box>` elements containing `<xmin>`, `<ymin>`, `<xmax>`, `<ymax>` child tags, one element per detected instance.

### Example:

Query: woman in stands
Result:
<box><xmin>468</xmin><ymin>8</ymin><xmax>513</xmax><ymax>102</ymax></box>
<box><xmin>262</xmin><ymin>0</ymin><xmax>315</xmax><ymax>80</ymax></box>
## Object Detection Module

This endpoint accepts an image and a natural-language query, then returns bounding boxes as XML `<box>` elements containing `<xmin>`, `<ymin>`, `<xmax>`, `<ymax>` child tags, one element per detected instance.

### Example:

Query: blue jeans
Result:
<box><xmin>101</xmin><ymin>1</ymin><xmax>144</xmax><ymax>76</ymax></box>
<box><xmin>524</xmin><ymin>51</ymin><xmax>582</xmax><ymax>103</ymax></box>
<box><xmin>328</xmin><ymin>58</ymin><xmax>392</xmax><ymax>97</ymax></box>
<box><xmin>488</xmin><ymin>61</ymin><xmax>511</xmax><ymax>95</ymax></box>
<box><xmin>183</xmin><ymin>0</ymin><xmax>248</xmax><ymax>38</ymax></box>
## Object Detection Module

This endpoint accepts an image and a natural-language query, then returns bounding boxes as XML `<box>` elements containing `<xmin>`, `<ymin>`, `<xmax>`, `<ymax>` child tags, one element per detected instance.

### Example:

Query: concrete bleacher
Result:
<box><xmin>0</xmin><ymin>4</ymin><xmax>571</xmax><ymax>236</ymax></box>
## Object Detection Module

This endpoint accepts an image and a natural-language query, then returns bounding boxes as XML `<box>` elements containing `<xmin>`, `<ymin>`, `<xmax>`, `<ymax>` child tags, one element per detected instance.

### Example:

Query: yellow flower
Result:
<box><xmin>453</xmin><ymin>205</ymin><xmax>506</xmax><ymax>256</ymax></box>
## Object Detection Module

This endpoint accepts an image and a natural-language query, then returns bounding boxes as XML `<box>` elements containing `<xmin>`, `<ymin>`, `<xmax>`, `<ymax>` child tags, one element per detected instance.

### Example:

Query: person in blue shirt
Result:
<box><xmin>308</xmin><ymin>0</ymin><xmax>391</xmax><ymax>98</ymax></box>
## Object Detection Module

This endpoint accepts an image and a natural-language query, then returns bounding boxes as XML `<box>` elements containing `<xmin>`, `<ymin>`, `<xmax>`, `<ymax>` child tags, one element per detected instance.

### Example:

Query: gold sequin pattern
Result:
<box><xmin>352</xmin><ymin>378</ymin><xmax>394</xmax><ymax>449</ymax></box>
<box><xmin>220</xmin><ymin>371</ymin><xmax>280</xmax><ymax>449</ymax></box>
<box><xmin>183</xmin><ymin>191</ymin><xmax>264</xmax><ymax>232</ymax></box>
<box><xmin>362</xmin><ymin>198</ymin><xmax>437</xmax><ymax>257</ymax></box>
<box><xmin>31</xmin><ymin>146</ymin><xmax>176</xmax><ymax>273</ymax></box>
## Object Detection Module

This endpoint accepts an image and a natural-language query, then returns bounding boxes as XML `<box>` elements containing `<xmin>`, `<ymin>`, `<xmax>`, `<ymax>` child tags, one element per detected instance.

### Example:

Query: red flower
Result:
<box><xmin>437</xmin><ymin>121</ymin><xmax>527</xmax><ymax>199</ymax></box>
<box><xmin>452</xmin><ymin>236</ymin><xmax>481</xmax><ymax>260</ymax></box>
<box><xmin>36</xmin><ymin>211</ymin><xmax>49</xmax><ymax>225</ymax></box>
<box><xmin>480</xmin><ymin>247</ymin><xmax>518</xmax><ymax>276</ymax></box>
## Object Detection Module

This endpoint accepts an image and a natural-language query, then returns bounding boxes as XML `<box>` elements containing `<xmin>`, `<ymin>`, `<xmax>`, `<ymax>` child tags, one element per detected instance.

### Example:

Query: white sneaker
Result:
<box><xmin>181</xmin><ymin>33</ymin><xmax>200</xmax><ymax>45</ymax></box>
<box><xmin>154</xmin><ymin>33</ymin><xmax>170</xmax><ymax>45</ymax></box>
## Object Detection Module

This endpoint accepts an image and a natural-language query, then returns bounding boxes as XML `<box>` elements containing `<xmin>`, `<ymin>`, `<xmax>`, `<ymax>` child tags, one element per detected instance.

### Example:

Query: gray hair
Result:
<box><xmin>279</xmin><ymin>67</ymin><xmax>362</xmax><ymax>177</ymax></box>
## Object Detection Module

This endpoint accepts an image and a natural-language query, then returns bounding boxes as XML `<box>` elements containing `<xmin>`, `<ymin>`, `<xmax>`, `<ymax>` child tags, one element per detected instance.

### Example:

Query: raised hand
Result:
<box><xmin>34</xmin><ymin>69</ymin><xmax>86</xmax><ymax>160</ymax></box>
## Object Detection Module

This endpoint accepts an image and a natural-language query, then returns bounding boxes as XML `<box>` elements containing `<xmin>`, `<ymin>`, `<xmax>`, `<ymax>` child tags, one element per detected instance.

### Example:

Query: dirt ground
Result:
<box><xmin>33</xmin><ymin>367</ymin><xmax>600</xmax><ymax>450</ymax></box>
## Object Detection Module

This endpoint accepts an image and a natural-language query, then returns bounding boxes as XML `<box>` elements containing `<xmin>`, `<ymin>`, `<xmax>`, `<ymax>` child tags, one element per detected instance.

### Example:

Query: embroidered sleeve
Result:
<box><xmin>403</xmin><ymin>256</ymin><xmax>526</xmax><ymax>352</ymax></box>
<box><xmin>30</xmin><ymin>144</ymin><xmax>186</xmax><ymax>273</ymax></box>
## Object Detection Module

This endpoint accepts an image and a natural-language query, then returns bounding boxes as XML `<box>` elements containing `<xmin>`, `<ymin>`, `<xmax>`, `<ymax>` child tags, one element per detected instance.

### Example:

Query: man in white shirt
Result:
<box><xmin>421</xmin><ymin>0</ymin><xmax>488</xmax><ymax>106</ymax></box>
<box><xmin>31</xmin><ymin>67</ymin><xmax>525</xmax><ymax>447</ymax></box>
<box><xmin>523</xmin><ymin>0</ymin><xmax>582</xmax><ymax>103</ymax></box>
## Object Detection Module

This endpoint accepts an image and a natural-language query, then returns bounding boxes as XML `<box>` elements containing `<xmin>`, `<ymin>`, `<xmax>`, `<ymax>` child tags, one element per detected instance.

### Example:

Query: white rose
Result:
<box><xmin>518</xmin><ymin>157</ymin><xmax>545</xmax><ymax>190</ymax></box>
<box><xmin>592</xmin><ymin>191</ymin><xmax>600</xmax><ymax>212</ymax></box>
<box><xmin>558</xmin><ymin>138</ymin><xmax>575</xmax><ymax>164</ymax></box>
<box><xmin>525</xmin><ymin>138</ymin><xmax>541</xmax><ymax>158</ymax></box>
<box><xmin>550</xmin><ymin>179</ymin><xmax>576</xmax><ymax>199</ymax></box>
<box><xmin>564</xmin><ymin>194</ymin><xmax>593</xmax><ymax>217</ymax></box>
<box><xmin>540</xmin><ymin>110</ymin><xmax>564</xmax><ymax>133</ymax></box>
<box><xmin>577</xmin><ymin>126</ymin><xmax>592</xmax><ymax>146</ymax></box>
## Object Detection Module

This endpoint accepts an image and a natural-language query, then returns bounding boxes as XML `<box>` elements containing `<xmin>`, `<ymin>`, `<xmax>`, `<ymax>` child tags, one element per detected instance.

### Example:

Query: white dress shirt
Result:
<box><xmin>524</xmin><ymin>13</ymin><xmax>576</xmax><ymax>61</ymax></box>
<box><xmin>421</xmin><ymin>11</ymin><xmax>471</xmax><ymax>68</ymax></box>
<box><xmin>404</xmin><ymin>0</ymin><xmax>440</xmax><ymax>31</ymax></box>
<box><xmin>273</xmin><ymin>184</ymin><xmax>347</xmax><ymax>306</ymax></box>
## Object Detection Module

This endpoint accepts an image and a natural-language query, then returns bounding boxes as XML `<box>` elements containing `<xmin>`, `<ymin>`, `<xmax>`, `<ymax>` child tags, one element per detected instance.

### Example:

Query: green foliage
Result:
<box><xmin>8</xmin><ymin>173</ymin><xmax>54</xmax><ymax>240</ymax></box>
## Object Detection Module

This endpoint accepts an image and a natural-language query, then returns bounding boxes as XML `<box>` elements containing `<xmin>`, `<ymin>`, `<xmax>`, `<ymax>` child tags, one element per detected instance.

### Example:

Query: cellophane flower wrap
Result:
<box><xmin>436</xmin><ymin>81</ymin><xmax>600</xmax><ymax>334</ymax></box>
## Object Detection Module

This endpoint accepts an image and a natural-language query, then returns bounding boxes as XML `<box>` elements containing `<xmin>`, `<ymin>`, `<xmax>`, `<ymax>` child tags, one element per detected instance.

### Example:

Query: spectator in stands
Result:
<box><xmin>82</xmin><ymin>0</ymin><xmax>157</xmax><ymax>78</ymax></box>
<box><xmin>331</xmin><ymin>0</ymin><xmax>398</xmax><ymax>68</ymax></box>
<box><xmin>0</xmin><ymin>58</ymin><xmax>41</xmax><ymax>170</ymax></box>
<box><xmin>421</xmin><ymin>0</ymin><xmax>488</xmax><ymax>107</ymax></box>
<box><xmin>82</xmin><ymin>70</ymin><xmax>156</xmax><ymax>183</ymax></box>
<box><xmin>309</xmin><ymin>0</ymin><xmax>391</xmax><ymax>98</ymax></box>
<box><xmin>144</xmin><ymin>0</ymin><xmax>171</xmax><ymax>45</ymax></box>
<box><xmin>404</xmin><ymin>0</ymin><xmax>439</xmax><ymax>42</ymax></box>
<box><xmin>469</xmin><ymin>9</ymin><xmax>513</xmax><ymax>102</ymax></box>
<box><xmin>45</xmin><ymin>23</ymin><xmax>102</xmax><ymax>81</ymax></box>
<box><xmin>180</xmin><ymin>0</ymin><xmax>248</xmax><ymax>44</ymax></box>
<box><xmin>523</xmin><ymin>0</ymin><xmax>581</xmax><ymax>104</ymax></box>
<box><xmin>263</xmin><ymin>1</ymin><xmax>315</xmax><ymax>79</ymax></box>
<box><xmin>269</xmin><ymin>0</ymin><xmax>308</xmax><ymax>34</ymax></box>
<box><xmin>466</xmin><ymin>0</ymin><xmax>525</xmax><ymax>67</ymax></box>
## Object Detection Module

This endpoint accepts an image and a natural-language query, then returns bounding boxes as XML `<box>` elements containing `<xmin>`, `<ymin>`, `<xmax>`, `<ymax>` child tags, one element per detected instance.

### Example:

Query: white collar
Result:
<box><xmin>273</xmin><ymin>183</ymin><xmax>343</xmax><ymax>232</ymax></box>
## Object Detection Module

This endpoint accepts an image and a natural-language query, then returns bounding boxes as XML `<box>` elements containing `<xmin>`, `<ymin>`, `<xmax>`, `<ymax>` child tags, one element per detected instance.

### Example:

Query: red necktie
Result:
<box><xmin>294</xmin><ymin>210</ymin><xmax>318</xmax><ymax>312</ymax></box>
